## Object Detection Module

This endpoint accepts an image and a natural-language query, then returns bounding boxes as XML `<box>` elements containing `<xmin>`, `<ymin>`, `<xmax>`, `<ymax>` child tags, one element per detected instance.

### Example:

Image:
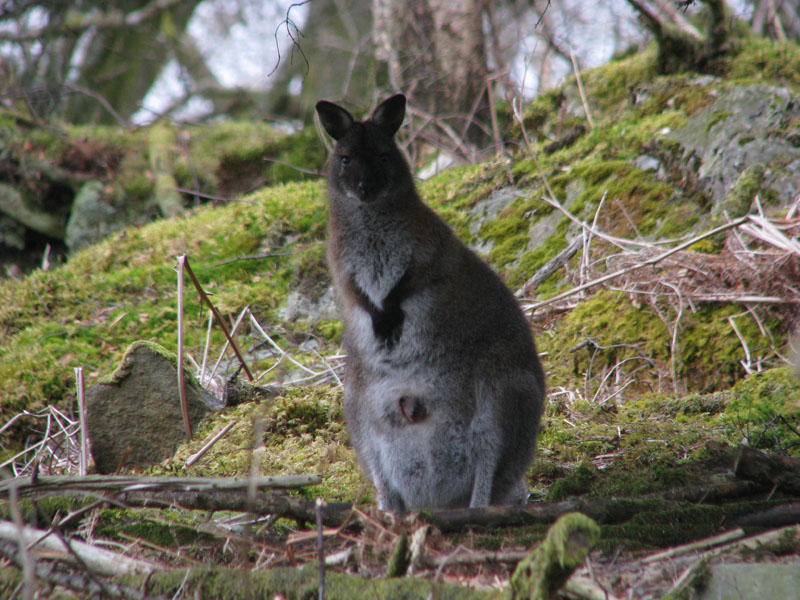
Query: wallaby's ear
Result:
<box><xmin>316</xmin><ymin>100</ymin><xmax>354</xmax><ymax>140</ymax></box>
<box><xmin>371</xmin><ymin>94</ymin><xmax>406</xmax><ymax>137</ymax></box>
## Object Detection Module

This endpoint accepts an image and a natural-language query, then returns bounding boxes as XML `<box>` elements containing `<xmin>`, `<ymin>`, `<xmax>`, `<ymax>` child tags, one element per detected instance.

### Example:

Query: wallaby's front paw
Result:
<box><xmin>372</xmin><ymin>307</ymin><xmax>404</xmax><ymax>349</ymax></box>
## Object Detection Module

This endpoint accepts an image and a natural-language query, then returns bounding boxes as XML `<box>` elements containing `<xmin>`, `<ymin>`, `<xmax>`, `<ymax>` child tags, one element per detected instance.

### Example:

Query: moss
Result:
<box><xmin>546</xmin><ymin>464</ymin><xmax>597</xmax><ymax>502</ymax></box>
<box><xmin>722</xmin><ymin>367</ymin><xmax>800</xmax><ymax>454</ymax></box>
<box><xmin>715</xmin><ymin>163</ymin><xmax>764</xmax><ymax>219</ymax></box>
<box><xmin>95</xmin><ymin>508</ymin><xmax>207</xmax><ymax>548</ymax></box>
<box><xmin>705</xmin><ymin>110</ymin><xmax>732</xmax><ymax>133</ymax></box>
<box><xmin>578</xmin><ymin>45</ymin><xmax>659</xmax><ymax>120</ymax></box>
<box><xmin>0</xmin><ymin>496</ymin><xmax>92</xmax><ymax>530</ymax></box>
<box><xmin>541</xmin><ymin>290</ymin><xmax>670</xmax><ymax>395</ymax></box>
<box><xmin>601</xmin><ymin>505</ymin><xmax>725</xmax><ymax>550</ymax></box>
<box><xmin>385</xmin><ymin>532</ymin><xmax>410</xmax><ymax>577</ymax></box>
<box><xmin>289</xmin><ymin>242</ymin><xmax>329</xmax><ymax>301</ymax></box>
<box><xmin>119</xmin><ymin>565</ymin><xmax>490</xmax><ymax>599</ymax></box>
<box><xmin>728</xmin><ymin>36</ymin><xmax>800</xmax><ymax>91</ymax></box>
<box><xmin>0</xmin><ymin>179</ymin><xmax>331</xmax><ymax>436</ymax></box>
<box><xmin>506</xmin><ymin>513</ymin><xmax>600</xmax><ymax>600</ymax></box>
<box><xmin>148</xmin><ymin>387</ymin><xmax>362</xmax><ymax>503</ymax></box>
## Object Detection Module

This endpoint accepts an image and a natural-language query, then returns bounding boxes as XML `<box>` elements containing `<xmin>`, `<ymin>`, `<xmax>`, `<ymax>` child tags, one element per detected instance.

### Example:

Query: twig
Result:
<box><xmin>8</xmin><ymin>479</ymin><xmax>34</xmax><ymax>600</ymax></box>
<box><xmin>316</xmin><ymin>498</ymin><xmax>325</xmax><ymax>600</ymax></box>
<box><xmin>642</xmin><ymin>528</ymin><xmax>745</xmax><ymax>564</ymax></box>
<box><xmin>524</xmin><ymin>217</ymin><xmax>750</xmax><ymax>312</ymax></box>
<box><xmin>184</xmin><ymin>420</ymin><xmax>237</xmax><ymax>468</ymax></box>
<box><xmin>208</xmin><ymin>306</ymin><xmax>251</xmax><ymax>387</ymax></box>
<box><xmin>74</xmin><ymin>368</ymin><xmax>88</xmax><ymax>476</ymax></box>
<box><xmin>203</xmin><ymin>251</ymin><xmax>292</xmax><ymax>269</ymax></box>
<box><xmin>200</xmin><ymin>310</ymin><xmax>214</xmax><ymax>386</ymax></box>
<box><xmin>175</xmin><ymin>256</ymin><xmax>192</xmax><ymax>441</ymax></box>
<box><xmin>516</xmin><ymin>237</ymin><xmax>584</xmax><ymax>297</ymax></box>
<box><xmin>263</xmin><ymin>156</ymin><xmax>323</xmax><ymax>177</ymax></box>
<box><xmin>569</xmin><ymin>51</ymin><xmax>595</xmax><ymax>129</ymax></box>
<box><xmin>249</xmin><ymin>314</ymin><xmax>320</xmax><ymax>378</ymax></box>
<box><xmin>427</xmin><ymin>549</ymin><xmax>529</xmax><ymax>567</ymax></box>
<box><xmin>0</xmin><ymin>520</ymin><xmax>158</xmax><ymax>577</ymax></box>
<box><xmin>182</xmin><ymin>255</ymin><xmax>253</xmax><ymax>381</ymax></box>
<box><xmin>728</xmin><ymin>315</ymin><xmax>755</xmax><ymax>374</ymax></box>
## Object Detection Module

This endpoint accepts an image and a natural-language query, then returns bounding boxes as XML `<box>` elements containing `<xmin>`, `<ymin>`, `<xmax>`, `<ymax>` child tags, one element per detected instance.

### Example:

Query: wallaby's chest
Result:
<box><xmin>332</xmin><ymin>207</ymin><xmax>414</xmax><ymax>309</ymax></box>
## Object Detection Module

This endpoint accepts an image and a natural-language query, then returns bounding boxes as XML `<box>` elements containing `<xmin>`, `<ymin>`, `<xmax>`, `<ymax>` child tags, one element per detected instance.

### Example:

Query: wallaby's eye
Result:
<box><xmin>340</xmin><ymin>156</ymin><xmax>351</xmax><ymax>166</ymax></box>
<box><xmin>379</xmin><ymin>153</ymin><xmax>391</xmax><ymax>163</ymax></box>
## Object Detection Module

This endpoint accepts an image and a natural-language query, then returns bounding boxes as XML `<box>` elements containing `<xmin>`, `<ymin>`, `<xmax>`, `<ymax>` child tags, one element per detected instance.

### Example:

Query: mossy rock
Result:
<box><xmin>86</xmin><ymin>341</ymin><xmax>216</xmax><ymax>473</ymax></box>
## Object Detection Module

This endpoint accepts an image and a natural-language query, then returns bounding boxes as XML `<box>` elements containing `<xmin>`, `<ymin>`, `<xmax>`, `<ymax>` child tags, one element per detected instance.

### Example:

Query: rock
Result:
<box><xmin>698</xmin><ymin>563</ymin><xmax>800</xmax><ymax>600</ymax></box>
<box><xmin>0</xmin><ymin>214</ymin><xmax>25</xmax><ymax>250</ymax></box>
<box><xmin>667</xmin><ymin>85</ymin><xmax>800</xmax><ymax>215</ymax></box>
<box><xmin>65</xmin><ymin>180</ymin><xmax>127</xmax><ymax>252</ymax></box>
<box><xmin>280</xmin><ymin>287</ymin><xmax>339</xmax><ymax>323</ymax></box>
<box><xmin>86</xmin><ymin>341</ymin><xmax>216</xmax><ymax>473</ymax></box>
<box><xmin>633</xmin><ymin>154</ymin><xmax>662</xmax><ymax>174</ymax></box>
<box><xmin>469</xmin><ymin>187</ymin><xmax>523</xmax><ymax>254</ymax></box>
<box><xmin>0</xmin><ymin>182</ymin><xmax>66</xmax><ymax>240</ymax></box>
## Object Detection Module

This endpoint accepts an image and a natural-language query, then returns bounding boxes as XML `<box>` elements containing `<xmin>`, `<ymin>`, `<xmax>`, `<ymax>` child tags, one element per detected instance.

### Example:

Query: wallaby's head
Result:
<box><xmin>316</xmin><ymin>94</ymin><xmax>412</xmax><ymax>204</ymax></box>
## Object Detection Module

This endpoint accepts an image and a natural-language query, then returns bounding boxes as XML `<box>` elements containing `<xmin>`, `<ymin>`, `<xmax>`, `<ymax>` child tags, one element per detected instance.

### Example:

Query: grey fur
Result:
<box><xmin>316</xmin><ymin>94</ymin><xmax>545</xmax><ymax>512</ymax></box>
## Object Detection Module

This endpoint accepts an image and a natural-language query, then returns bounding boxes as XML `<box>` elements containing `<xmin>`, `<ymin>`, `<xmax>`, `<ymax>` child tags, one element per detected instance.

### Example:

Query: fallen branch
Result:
<box><xmin>0</xmin><ymin>539</ymin><xmax>163</xmax><ymax>600</ymax></box>
<box><xmin>736</xmin><ymin>502</ymin><xmax>800</xmax><ymax>528</ymax></box>
<box><xmin>523</xmin><ymin>216</ymin><xmax>749</xmax><ymax>311</ymax></box>
<box><xmin>516</xmin><ymin>236</ymin><xmax>584</xmax><ymax>297</ymax></box>
<box><xmin>733</xmin><ymin>445</ymin><xmax>800</xmax><ymax>495</ymax></box>
<box><xmin>420</xmin><ymin>478</ymin><xmax>763</xmax><ymax>532</ymax></box>
<box><xmin>0</xmin><ymin>520</ymin><xmax>158</xmax><ymax>577</ymax></box>
<box><xmin>642</xmin><ymin>528</ymin><xmax>745</xmax><ymax>564</ymax></box>
<box><xmin>0</xmin><ymin>474</ymin><xmax>321</xmax><ymax>499</ymax></box>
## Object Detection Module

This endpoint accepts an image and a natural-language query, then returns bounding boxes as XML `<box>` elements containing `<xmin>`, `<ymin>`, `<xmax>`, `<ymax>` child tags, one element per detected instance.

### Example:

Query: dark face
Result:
<box><xmin>315</xmin><ymin>94</ymin><xmax>411</xmax><ymax>205</ymax></box>
<box><xmin>330</xmin><ymin>122</ymin><xmax>409</xmax><ymax>204</ymax></box>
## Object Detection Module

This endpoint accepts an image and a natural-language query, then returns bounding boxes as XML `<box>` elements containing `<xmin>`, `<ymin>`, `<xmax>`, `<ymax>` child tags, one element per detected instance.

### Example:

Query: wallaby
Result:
<box><xmin>316</xmin><ymin>94</ymin><xmax>545</xmax><ymax>512</ymax></box>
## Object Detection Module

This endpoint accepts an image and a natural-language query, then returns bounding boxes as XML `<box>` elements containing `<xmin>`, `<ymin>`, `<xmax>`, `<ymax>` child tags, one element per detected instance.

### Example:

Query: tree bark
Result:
<box><xmin>373</xmin><ymin>0</ymin><xmax>491</xmax><ymax>149</ymax></box>
<box><xmin>65</xmin><ymin>0</ymin><xmax>203</xmax><ymax>125</ymax></box>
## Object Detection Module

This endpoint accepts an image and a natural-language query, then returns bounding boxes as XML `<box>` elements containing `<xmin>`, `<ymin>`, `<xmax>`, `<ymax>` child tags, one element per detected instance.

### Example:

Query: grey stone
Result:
<box><xmin>469</xmin><ymin>187</ymin><xmax>524</xmax><ymax>254</ymax></box>
<box><xmin>280</xmin><ymin>286</ymin><xmax>339</xmax><ymax>323</ymax></box>
<box><xmin>633</xmin><ymin>154</ymin><xmax>662</xmax><ymax>174</ymax></box>
<box><xmin>666</xmin><ymin>85</ymin><xmax>800</xmax><ymax>214</ymax></box>
<box><xmin>86</xmin><ymin>341</ymin><xmax>216</xmax><ymax>473</ymax></box>
<box><xmin>0</xmin><ymin>214</ymin><xmax>25</xmax><ymax>250</ymax></box>
<box><xmin>65</xmin><ymin>180</ymin><xmax>127</xmax><ymax>252</ymax></box>
<box><xmin>698</xmin><ymin>562</ymin><xmax>800</xmax><ymax>600</ymax></box>
<box><xmin>0</xmin><ymin>182</ymin><xmax>65</xmax><ymax>240</ymax></box>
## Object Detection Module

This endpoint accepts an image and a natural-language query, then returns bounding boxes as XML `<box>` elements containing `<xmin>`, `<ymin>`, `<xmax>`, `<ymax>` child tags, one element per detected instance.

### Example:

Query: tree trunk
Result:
<box><xmin>263</xmin><ymin>0</ymin><xmax>381</xmax><ymax>120</ymax></box>
<box><xmin>373</xmin><ymin>0</ymin><xmax>491</xmax><ymax>150</ymax></box>
<box><xmin>65</xmin><ymin>0</ymin><xmax>202</xmax><ymax>125</ymax></box>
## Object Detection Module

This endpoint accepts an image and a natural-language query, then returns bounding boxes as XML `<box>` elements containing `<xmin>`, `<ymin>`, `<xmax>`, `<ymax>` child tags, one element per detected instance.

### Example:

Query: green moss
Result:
<box><xmin>119</xmin><ymin>565</ymin><xmax>489</xmax><ymax>599</ymax></box>
<box><xmin>546</xmin><ymin>464</ymin><xmax>597</xmax><ymax>501</ymax></box>
<box><xmin>0</xmin><ymin>180</ymin><xmax>332</xmax><ymax>436</ymax></box>
<box><xmin>715</xmin><ymin>163</ymin><xmax>764</xmax><ymax>219</ymax></box>
<box><xmin>95</xmin><ymin>508</ymin><xmax>206</xmax><ymax>548</ymax></box>
<box><xmin>723</xmin><ymin>367</ymin><xmax>800</xmax><ymax>454</ymax></box>
<box><xmin>705</xmin><ymin>110</ymin><xmax>732</xmax><ymax>133</ymax></box>
<box><xmin>507</xmin><ymin>513</ymin><xmax>600</xmax><ymax>600</ymax></box>
<box><xmin>729</xmin><ymin>36</ymin><xmax>800</xmax><ymax>90</ymax></box>
<box><xmin>289</xmin><ymin>242</ymin><xmax>329</xmax><ymax>301</ymax></box>
<box><xmin>148</xmin><ymin>387</ymin><xmax>362</xmax><ymax>503</ymax></box>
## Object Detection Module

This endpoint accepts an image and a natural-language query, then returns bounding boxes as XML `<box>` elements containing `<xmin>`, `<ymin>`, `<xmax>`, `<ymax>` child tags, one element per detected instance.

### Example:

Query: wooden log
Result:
<box><xmin>0</xmin><ymin>520</ymin><xmax>157</xmax><ymax>577</ymax></box>
<box><xmin>733</xmin><ymin>445</ymin><xmax>800</xmax><ymax>495</ymax></box>
<box><xmin>122</xmin><ymin>489</ymin><xmax>353</xmax><ymax>527</ymax></box>
<box><xmin>0</xmin><ymin>474</ymin><xmax>321</xmax><ymax>499</ymax></box>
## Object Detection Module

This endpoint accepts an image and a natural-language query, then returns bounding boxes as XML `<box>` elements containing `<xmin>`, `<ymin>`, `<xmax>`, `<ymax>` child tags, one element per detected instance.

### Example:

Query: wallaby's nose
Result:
<box><xmin>358</xmin><ymin>180</ymin><xmax>366</xmax><ymax>195</ymax></box>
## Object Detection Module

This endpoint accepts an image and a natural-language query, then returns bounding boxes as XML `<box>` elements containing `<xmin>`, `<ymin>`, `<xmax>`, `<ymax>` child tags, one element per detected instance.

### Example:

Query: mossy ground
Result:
<box><xmin>2</xmin><ymin>31</ymin><xmax>800</xmax><ymax>597</ymax></box>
